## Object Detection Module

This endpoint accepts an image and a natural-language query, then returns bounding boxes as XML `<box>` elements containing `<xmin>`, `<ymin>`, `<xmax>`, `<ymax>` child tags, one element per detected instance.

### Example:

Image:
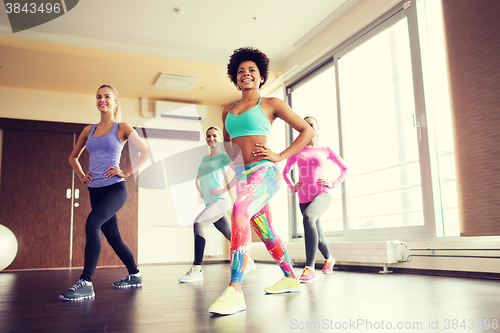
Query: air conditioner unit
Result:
<box><xmin>155</xmin><ymin>101</ymin><xmax>207</xmax><ymax>122</ymax></box>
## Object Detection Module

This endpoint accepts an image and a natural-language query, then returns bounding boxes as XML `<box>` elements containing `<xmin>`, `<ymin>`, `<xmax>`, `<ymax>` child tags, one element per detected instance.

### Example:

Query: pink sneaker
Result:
<box><xmin>299</xmin><ymin>267</ymin><xmax>315</xmax><ymax>283</ymax></box>
<box><xmin>322</xmin><ymin>258</ymin><xmax>335</xmax><ymax>274</ymax></box>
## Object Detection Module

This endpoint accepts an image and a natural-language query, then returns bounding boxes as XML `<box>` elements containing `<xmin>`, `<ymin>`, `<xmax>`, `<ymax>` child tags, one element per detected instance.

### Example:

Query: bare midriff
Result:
<box><xmin>231</xmin><ymin>135</ymin><xmax>269</xmax><ymax>165</ymax></box>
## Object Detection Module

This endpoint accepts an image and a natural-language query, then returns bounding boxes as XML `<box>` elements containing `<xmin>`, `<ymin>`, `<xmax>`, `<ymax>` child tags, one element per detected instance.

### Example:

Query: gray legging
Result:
<box><xmin>193</xmin><ymin>196</ymin><xmax>232</xmax><ymax>265</ymax></box>
<box><xmin>299</xmin><ymin>192</ymin><xmax>333</xmax><ymax>267</ymax></box>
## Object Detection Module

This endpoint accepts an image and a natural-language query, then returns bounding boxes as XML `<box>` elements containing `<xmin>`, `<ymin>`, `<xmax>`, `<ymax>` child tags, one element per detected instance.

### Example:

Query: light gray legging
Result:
<box><xmin>299</xmin><ymin>192</ymin><xmax>333</xmax><ymax>267</ymax></box>
<box><xmin>193</xmin><ymin>196</ymin><xmax>232</xmax><ymax>266</ymax></box>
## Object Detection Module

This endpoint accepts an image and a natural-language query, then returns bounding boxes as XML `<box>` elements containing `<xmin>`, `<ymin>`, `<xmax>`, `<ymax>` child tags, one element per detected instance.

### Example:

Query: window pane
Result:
<box><xmin>417</xmin><ymin>0</ymin><xmax>459</xmax><ymax>236</ymax></box>
<box><xmin>290</xmin><ymin>66</ymin><xmax>343</xmax><ymax>233</ymax></box>
<box><xmin>338</xmin><ymin>17</ymin><xmax>424</xmax><ymax>230</ymax></box>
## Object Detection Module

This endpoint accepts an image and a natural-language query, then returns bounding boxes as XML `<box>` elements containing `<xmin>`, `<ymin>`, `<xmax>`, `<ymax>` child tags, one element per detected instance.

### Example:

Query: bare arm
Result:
<box><xmin>69</xmin><ymin>125</ymin><xmax>92</xmax><ymax>184</ymax></box>
<box><xmin>273</xmin><ymin>98</ymin><xmax>315</xmax><ymax>160</ymax></box>
<box><xmin>105</xmin><ymin>122</ymin><xmax>150</xmax><ymax>179</ymax></box>
<box><xmin>224</xmin><ymin>162</ymin><xmax>237</xmax><ymax>190</ymax></box>
<box><xmin>222</xmin><ymin>104</ymin><xmax>244</xmax><ymax>166</ymax></box>
<box><xmin>253</xmin><ymin>97</ymin><xmax>315</xmax><ymax>162</ymax></box>
<box><xmin>222</xmin><ymin>105</ymin><xmax>235</xmax><ymax>159</ymax></box>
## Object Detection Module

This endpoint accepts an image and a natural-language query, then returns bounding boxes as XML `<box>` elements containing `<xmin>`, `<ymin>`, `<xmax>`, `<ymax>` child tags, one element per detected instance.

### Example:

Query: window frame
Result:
<box><xmin>285</xmin><ymin>0</ymin><xmax>438</xmax><ymax>241</ymax></box>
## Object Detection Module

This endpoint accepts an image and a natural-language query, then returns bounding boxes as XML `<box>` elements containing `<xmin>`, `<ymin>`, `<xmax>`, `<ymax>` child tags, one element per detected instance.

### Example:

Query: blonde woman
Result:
<box><xmin>60</xmin><ymin>85</ymin><xmax>150</xmax><ymax>301</ymax></box>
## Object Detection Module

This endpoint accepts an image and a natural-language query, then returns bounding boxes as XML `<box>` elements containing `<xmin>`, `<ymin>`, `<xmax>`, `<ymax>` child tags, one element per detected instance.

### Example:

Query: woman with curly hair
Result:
<box><xmin>208</xmin><ymin>47</ymin><xmax>315</xmax><ymax>315</ymax></box>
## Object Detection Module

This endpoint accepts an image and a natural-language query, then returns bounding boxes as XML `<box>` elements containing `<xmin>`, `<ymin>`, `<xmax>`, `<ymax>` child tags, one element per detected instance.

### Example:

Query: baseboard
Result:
<box><xmin>316</xmin><ymin>263</ymin><xmax>500</xmax><ymax>280</ymax></box>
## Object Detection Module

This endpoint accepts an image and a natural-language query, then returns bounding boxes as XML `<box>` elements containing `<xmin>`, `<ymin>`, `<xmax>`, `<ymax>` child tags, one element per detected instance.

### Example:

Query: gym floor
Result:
<box><xmin>1</xmin><ymin>263</ymin><xmax>499</xmax><ymax>333</ymax></box>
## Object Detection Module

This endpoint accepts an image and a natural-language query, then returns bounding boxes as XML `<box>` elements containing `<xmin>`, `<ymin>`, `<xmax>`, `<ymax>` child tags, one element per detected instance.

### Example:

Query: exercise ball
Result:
<box><xmin>0</xmin><ymin>225</ymin><xmax>18</xmax><ymax>270</ymax></box>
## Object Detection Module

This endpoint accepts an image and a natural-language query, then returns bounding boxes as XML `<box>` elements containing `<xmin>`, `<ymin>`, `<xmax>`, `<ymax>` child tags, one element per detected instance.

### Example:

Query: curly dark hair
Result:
<box><xmin>227</xmin><ymin>47</ymin><xmax>270</xmax><ymax>90</ymax></box>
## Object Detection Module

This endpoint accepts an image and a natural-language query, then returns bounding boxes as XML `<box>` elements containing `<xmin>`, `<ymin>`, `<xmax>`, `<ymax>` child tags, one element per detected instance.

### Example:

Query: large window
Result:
<box><xmin>287</xmin><ymin>0</ymin><xmax>458</xmax><ymax>239</ymax></box>
<box><xmin>338</xmin><ymin>16</ymin><xmax>424</xmax><ymax>231</ymax></box>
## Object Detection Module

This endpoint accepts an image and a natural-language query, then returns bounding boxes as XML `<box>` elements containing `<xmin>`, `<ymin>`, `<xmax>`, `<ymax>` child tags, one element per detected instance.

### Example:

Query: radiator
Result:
<box><xmin>325</xmin><ymin>240</ymin><xmax>403</xmax><ymax>265</ymax></box>
<box><xmin>252</xmin><ymin>240</ymin><xmax>404</xmax><ymax>273</ymax></box>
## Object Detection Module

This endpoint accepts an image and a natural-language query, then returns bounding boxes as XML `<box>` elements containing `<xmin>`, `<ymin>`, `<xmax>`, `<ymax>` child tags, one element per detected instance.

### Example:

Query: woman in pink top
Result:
<box><xmin>283</xmin><ymin>116</ymin><xmax>348</xmax><ymax>282</ymax></box>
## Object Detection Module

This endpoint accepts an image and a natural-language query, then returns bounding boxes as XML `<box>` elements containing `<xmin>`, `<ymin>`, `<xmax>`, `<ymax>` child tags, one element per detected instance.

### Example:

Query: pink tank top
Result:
<box><xmin>283</xmin><ymin>146</ymin><xmax>348</xmax><ymax>203</ymax></box>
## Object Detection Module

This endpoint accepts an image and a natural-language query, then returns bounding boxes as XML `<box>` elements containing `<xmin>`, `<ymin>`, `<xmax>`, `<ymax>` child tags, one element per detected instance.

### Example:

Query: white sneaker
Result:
<box><xmin>179</xmin><ymin>267</ymin><xmax>204</xmax><ymax>283</ymax></box>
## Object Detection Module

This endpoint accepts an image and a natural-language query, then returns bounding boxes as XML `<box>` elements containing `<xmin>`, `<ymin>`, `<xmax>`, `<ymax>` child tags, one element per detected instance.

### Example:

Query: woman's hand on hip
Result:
<box><xmin>209</xmin><ymin>187</ymin><xmax>226</xmax><ymax>195</ymax></box>
<box><xmin>317</xmin><ymin>178</ymin><xmax>333</xmax><ymax>188</ymax></box>
<box><xmin>105</xmin><ymin>166</ymin><xmax>126</xmax><ymax>179</ymax></box>
<box><xmin>82</xmin><ymin>172</ymin><xmax>93</xmax><ymax>184</ymax></box>
<box><xmin>252</xmin><ymin>143</ymin><xmax>282</xmax><ymax>162</ymax></box>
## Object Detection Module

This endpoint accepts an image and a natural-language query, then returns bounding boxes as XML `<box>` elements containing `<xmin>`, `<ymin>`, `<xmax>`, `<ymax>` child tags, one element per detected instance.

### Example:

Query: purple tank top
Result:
<box><xmin>86</xmin><ymin>122</ymin><xmax>125</xmax><ymax>188</ymax></box>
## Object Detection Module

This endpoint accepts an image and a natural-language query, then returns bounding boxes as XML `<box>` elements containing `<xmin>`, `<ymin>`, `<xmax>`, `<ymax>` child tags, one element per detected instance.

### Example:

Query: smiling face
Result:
<box><xmin>96</xmin><ymin>87</ymin><xmax>118</xmax><ymax>114</ymax></box>
<box><xmin>236</xmin><ymin>61</ymin><xmax>264</xmax><ymax>90</ymax></box>
<box><xmin>206</xmin><ymin>128</ymin><xmax>222</xmax><ymax>148</ymax></box>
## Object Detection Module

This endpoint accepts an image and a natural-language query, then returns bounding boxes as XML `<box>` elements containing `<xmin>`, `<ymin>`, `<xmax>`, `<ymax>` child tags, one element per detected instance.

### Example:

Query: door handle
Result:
<box><xmin>75</xmin><ymin>189</ymin><xmax>80</xmax><ymax>199</ymax></box>
<box><xmin>413</xmin><ymin>114</ymin><xmax>422</xmax><ymax>142</ymax></box>
<box><xmin>66</xmin><ymin>189</ymin><xmax>72</xmax><ymax>199</ymax></box>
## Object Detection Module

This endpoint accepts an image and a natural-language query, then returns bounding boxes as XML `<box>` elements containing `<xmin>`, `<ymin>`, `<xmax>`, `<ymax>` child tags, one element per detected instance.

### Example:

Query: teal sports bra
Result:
<box><xmin>225</xmin><ymin>97</ymin><xmax>272</xmax><ymax>139</ymax></box>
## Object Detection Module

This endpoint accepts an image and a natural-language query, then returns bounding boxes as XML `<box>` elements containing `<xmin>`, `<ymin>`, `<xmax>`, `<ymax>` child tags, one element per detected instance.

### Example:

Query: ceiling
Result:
<box><xmin>0</xmin><ymin>0</ymin><xmax>353</xmax><ymax>105</ymax></box>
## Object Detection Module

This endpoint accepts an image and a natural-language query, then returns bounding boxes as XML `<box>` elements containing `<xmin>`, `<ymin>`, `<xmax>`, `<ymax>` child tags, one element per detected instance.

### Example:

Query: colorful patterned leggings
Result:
<box><xmin>230</xmin><ymin>160</ymin><xmax>294</xmax><ymax>284</ymax></box>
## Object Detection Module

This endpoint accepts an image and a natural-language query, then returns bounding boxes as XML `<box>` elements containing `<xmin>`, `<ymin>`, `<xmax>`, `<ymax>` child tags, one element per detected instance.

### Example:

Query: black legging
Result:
<box><xmin>80</xmin><ymin>181</ymin><xmax>139</xmax><ymax>282</ymax></box>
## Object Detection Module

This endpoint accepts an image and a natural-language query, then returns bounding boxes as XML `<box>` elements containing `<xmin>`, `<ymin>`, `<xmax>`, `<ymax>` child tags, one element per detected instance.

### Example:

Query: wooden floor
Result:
<box><xmin>1</xmin><ymin>263</ymin><xmax>499</xmax><ymax>333</ymax></box>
